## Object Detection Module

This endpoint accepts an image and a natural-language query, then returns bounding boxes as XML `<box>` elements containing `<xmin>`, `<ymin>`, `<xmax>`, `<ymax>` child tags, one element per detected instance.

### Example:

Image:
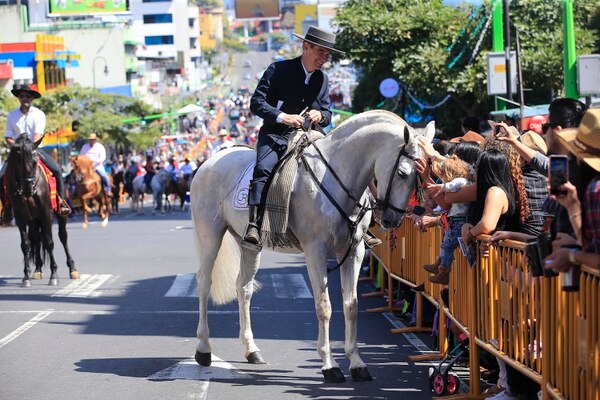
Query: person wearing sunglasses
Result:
<box><xmin>1</xmin><ymin>84</ymin><xmax>71</xmax><ymax>226</ymax></box>
<box><xmin>496</xmin><ymin>97</ymin><xmax>587</xmax><ymax>177</ymax></box>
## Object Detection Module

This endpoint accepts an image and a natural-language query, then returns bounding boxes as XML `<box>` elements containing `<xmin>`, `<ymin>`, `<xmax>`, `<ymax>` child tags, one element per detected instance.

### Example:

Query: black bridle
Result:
<box><xmin>297</xmin><ymin>129</ymin><xmax>417</xmax><ymax>272</ymax></box>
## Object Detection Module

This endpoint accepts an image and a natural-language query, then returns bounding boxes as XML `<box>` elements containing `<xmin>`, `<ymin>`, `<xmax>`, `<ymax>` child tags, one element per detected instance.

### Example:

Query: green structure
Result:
<box><xmin>563</xmin><ymin>0</ymin><xmax>578</xmax><ymax>99</ymax></box>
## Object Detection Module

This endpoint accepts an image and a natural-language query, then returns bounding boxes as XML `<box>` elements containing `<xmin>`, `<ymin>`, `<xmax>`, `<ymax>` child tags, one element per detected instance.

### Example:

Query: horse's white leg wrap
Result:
<box><xmin>238</xmin><ymin>246</ymin><xmax>261</xmax><ymax>357</ymax></box>
<box><xmin>339</xmin><ymin>248</ymin><xmax>367</xmax><ymax>371</ymax></box>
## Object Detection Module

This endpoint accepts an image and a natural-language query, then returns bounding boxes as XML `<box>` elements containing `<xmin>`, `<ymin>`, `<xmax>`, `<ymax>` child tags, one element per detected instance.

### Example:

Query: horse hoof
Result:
<box><xmin>21</xmin><ymin>279</ymin><xmax>31</xmax><ymax>288</ymax></box>
<box><xmin>195</xmin><ymin>351</ymin><xmax>212</xmax><ymax>366</ymax></box>
<box><xmin>350</xmin><ymin>367</ymin><xmax>373</xmax><ymax>381</ymax></box>
<box><xmin>70</xmin><ymin>271</ymin><xmax>80</xmax><ymax>279</ymax></box>
<box><xmin>322</xmin><ymin>367</ymin><xmax>346</xmax><ymax>383</ymax></box>
<box><xmin>246</xmin><ymin>351</ymin><xmax>266</xmax><ymax>364</ymax></box>
<box><xmin>48</xmin><ymin>278</ymin><xmax>58</xmax><ymax>286</ymax></box>
<box><xmin>101</xmin><ymin>219</ymin><xmax>108</xmax><ymax>228</ymax></box>
<box><xmin>32</xmin><ymin>271</ymin><xmax>42</xmax><ymax>280</ymax></box>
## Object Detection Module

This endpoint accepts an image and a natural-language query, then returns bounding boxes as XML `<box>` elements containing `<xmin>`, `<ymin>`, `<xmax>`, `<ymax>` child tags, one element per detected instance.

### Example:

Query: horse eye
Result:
<box><xmin>397</xmin><ymin>170</ymin><xmax>407</xmax><ymax>179</ymax></box>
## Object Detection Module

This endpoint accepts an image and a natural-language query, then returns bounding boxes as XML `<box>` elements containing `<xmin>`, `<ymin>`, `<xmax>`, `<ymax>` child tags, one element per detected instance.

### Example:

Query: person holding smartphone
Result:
<box><xmin>544</xmin><ymin>109</ymin><xmax>600</xmax><ymax>273</ymax></box>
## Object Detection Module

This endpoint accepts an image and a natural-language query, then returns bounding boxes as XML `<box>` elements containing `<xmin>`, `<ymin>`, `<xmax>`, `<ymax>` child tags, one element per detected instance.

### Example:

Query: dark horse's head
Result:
<box><xmin>8</xmin><ymin>134</ymin><xmax>38</xmax><ymax>198</ymax></box>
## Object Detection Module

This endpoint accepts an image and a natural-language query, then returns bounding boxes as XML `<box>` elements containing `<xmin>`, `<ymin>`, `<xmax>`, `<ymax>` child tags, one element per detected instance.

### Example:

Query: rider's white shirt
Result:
<box><xmin>80</xmin><ymin>142</ymin><xmax>107</xmax><ymax>170</ymax></box>
<box><xmin>5</xmin><ymin>106</ymin><xmax>46</xmax><ymax>143</ymax></box>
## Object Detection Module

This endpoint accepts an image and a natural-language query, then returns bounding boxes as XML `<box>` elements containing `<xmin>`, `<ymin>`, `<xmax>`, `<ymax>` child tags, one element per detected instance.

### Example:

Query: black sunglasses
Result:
<box><xmin>541</xmin><ymin>123</ymin><xmax>558</xmax><ymax>134</ymax></box>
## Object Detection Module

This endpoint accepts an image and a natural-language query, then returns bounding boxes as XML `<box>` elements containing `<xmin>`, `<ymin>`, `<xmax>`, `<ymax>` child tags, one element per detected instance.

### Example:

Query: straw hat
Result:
<box><xmin>449</xmin><ymin>130</ymin><xmax>485</xmax><ymax>146</ymax></box>
<box><xmin>519</xmin><ymin>131</ymin><xmax>548</xmax><ymax>155</ymax></box>
<box><xmin>555</xmin><ymin>108</ymin><xmax>600</xmax><ymax>172</ymax></box>
<box><xmin>292</xmin><ymin>26</ymin><xmax>344</xmax><ymax>54</ymax></box>
<box><xmin>88</xmin><ymin>133</ymin><xmax>98</xmax><ymax>140</ymax></box>
<box><xmin>218</xmin><ymin>128</ymin><xmax>228</xmax><ymax>137</ymax></box>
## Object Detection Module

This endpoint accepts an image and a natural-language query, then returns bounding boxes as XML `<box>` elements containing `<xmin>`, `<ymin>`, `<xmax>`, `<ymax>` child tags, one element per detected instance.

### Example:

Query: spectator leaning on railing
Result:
<box><xmin>545</xmin><ymin>108</ymin><xmax>600</xmax><ymax>273</ymax></box>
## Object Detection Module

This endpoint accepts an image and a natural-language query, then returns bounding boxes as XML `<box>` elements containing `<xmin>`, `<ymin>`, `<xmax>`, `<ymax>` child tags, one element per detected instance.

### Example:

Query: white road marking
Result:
<box><xmin>148</xmin><ymin>355</ymin><xmax>249</xmax><ymax>381</ymax></box>
<box><xmin>52</xmin><ymin>274</ymin><xmax>112</xmax><ymax>297</ymax></box>
<box><xmin>383</xmin><ymin>312</ymin><xmax>436</xmax><ymax>355</ymax></box>
<box><xmin>0</xmin><ymin>311</ymin><xmax>52</xmax><ymax>349</ymax></box>
<box><xmin>165</xmin><ymin>273</ymin><xmax>197</xmax><ymax>297</ymax></box>
<box><xmin>271</xmin><ymin>273</ymin><xmax>312</xmax><ymax>299</ymax></box>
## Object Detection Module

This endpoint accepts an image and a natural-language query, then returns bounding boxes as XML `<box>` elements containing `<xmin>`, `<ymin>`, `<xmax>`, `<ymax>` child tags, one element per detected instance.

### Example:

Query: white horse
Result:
<box><xmin>131</xmin><ymin>169</ymin><xmax>171</xmax><ymax>214</ymax></box>
<box><xmin>190</xmin><ymin>110</ymin><xmax>434</xmax><ymax>383</ymax></box>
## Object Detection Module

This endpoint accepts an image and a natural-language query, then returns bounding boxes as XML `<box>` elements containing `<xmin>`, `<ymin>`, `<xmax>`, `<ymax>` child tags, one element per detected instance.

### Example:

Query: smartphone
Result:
<box><xmin>549</xmin><ymin>155</ymin><xmax>569</xmax><ymax>195</ymax></box>
<box><xmin>412</xmin><ymin>205</ymin><xmax>426</xmax><ymax>216</ymax></box>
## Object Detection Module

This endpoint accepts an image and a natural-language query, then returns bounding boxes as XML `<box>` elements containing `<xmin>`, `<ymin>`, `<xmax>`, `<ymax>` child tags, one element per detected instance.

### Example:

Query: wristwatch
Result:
<box><xmin>568</xmin><ymin>248</ymin><xmax>581</xmax><ymax>266</ymax></box>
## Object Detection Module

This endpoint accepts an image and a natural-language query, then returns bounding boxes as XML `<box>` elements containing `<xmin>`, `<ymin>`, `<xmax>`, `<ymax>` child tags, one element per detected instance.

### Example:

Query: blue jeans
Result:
<box><xmin>95</xmin><ymin>166</ymin><xmax>110</xmax><ymax>188</ymax></box>
<box><xmin>439</xmin><ymin>221</ymin><xmax>463</xmax><ymax>269</ymax></box>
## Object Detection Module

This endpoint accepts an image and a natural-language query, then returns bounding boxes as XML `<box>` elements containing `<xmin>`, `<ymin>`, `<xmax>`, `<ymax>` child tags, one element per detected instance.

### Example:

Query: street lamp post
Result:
<box><xmin>92</xmin><ymin>55</ymin><xmax>109</xmax><ymax>89</ymax></box>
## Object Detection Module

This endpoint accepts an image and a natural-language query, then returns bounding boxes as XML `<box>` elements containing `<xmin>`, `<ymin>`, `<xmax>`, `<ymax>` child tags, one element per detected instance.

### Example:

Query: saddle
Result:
<box><xmin>259</xmin><ymin>129</ymin><xmax>324</xmax><ymax>249</ymax></box>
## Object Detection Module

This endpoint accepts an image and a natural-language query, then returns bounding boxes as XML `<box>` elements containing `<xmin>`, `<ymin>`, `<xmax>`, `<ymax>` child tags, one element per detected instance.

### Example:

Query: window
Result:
<box><xmin>189</xmin><ymin>38</ymin><xmax>197</xmax><ymax>49</ymax></box>
<box><xmin>145</xmin><ymin>35</ymin><xmax>174</xmax><ymax>45</ymax></box>
<box><xmin>143</xmin><ymin>14</ymin><xmax>173</xmax><ymax>24</ymax></box>
<box><xmin>188</xmin><ymin>18</ymin><xmax>195</xmax><ymax>28</ymax></box>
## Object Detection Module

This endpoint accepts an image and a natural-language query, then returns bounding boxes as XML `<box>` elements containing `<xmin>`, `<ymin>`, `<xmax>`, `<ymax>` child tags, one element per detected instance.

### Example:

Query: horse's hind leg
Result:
<box><xmin>304</xmin><ymin>248</ymin><xmax>345</xmax><ymax>383</ymax></box>
<box><xmin>41</xmin><ymin>220</ymin><xmax>59</xmax><ymax>286</ymax></box>
<box><xmin>238</xmin><ymin>244</ymin><xmax>264</xmax><ymax>363</ymax></box>
<box><xmin>339</xmin><ymin>245</ymin><xmax>372</xmax><ymax>381</ymax></box>
<box><xmin>57</xmin><ymin>215</ymin><xmax>79</xmax><ymax>279</ymax></box>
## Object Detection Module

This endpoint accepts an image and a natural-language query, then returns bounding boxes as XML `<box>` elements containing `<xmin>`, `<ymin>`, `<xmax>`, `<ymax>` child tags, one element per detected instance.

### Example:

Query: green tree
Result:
<box><xmin>335</xmin><ymin>0</ymin><xmax>599</xmax><ymax>131</ymax></box>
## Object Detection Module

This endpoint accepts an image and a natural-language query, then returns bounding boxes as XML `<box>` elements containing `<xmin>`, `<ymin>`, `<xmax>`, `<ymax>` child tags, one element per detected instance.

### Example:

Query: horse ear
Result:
<box><xmin>424</xmin><ymin>120</ymin><xmax>435</xmax><ymax>143</ymax></box>
<box><xmin>403</xmin><ymin>126</ymin><xmax>410</xmax><ymax>144</ymax></box>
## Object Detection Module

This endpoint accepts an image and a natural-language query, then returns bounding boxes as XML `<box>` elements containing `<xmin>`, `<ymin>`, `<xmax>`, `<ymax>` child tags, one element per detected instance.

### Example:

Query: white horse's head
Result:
<box><xmin>373</xmin><ymin>120</ymin><xmax>435</xmax><ymax>228</ymax></box>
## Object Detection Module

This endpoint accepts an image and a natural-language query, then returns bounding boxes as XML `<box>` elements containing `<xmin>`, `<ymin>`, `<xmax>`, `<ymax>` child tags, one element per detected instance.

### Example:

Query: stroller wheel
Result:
<box><xmin>446</xmin><ymin>373</ymin><xmax>461</xmax><ymax>395</ymax></box>
<box><xmin>432</xmin><ymin>372</ymin><xmax>446</xmax><ymax>395</ymax></box>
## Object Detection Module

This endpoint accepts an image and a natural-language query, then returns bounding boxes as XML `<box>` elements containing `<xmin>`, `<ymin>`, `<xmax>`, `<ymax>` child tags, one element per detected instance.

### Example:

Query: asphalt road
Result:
<box><xmin>0</xmin><ymin>201</ymin><xmax>448</xmax><ymax>400</ymax></box>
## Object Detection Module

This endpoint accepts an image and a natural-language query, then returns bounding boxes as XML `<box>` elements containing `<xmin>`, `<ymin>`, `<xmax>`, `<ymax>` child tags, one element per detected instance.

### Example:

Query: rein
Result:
<box><xmin>297</xmin><ymin>129</ymin><xmax>416</xmax><ymax>273</ymax></box>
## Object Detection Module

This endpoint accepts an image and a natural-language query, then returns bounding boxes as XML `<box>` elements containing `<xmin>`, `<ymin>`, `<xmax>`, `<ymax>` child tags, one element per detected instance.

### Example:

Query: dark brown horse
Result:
<box><xmin>5</xmin><ymin>135</ymin><xmax>79</xmax><ymax>287</ymax></box>
<box><xmin>71</xmin><ymin>154</ymin><xmax>110</xmax><ymax>228</ymax></box>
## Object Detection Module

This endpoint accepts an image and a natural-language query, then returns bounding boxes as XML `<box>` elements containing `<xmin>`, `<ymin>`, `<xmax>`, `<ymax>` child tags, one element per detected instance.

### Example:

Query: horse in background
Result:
<box><xmin>71</xmin><ymin>154</ymin><xmax>110</xmax><ymax>228</ymax></box>
<box><xmin>150</xmin><ymin>168</ymin><xmax>172</xmax><ymax>214</ymax></box>
<box><xmin>111</xmin><ymin>169</ymin><xmax>125</xmax><ymax>214</ymax></box>
<box><xmin>5</xmin><ymin>135</ymin><xmax>79</xmax><ymax>287</ymax></box>
<box><xmin>190</xmin><ymin>110</ymin><xmax>433</xmax><ymax>382</ymax></box>
<box><xmin>166</xmin><ymin>173</ymin><xmax>188</xmax><ymax>211</ymax></box>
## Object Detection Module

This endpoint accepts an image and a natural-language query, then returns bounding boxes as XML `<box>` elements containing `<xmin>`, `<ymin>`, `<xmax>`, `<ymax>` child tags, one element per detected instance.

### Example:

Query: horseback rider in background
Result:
<box><xmin>79</xmin><ymin>132</ymin><xmax>113</xmax><ymax>198</ymax></box>
<box><xmin>0</xmin><ymin>84</ymin><xmax>71</xmax><ymax>225</ymax></box>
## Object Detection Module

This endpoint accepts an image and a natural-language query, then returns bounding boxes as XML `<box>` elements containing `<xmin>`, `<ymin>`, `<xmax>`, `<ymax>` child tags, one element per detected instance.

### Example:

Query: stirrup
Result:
<box><xmin>243</xmin><ymin>223</ymin><xmax>261</xmax><ymax>243</ymax></box>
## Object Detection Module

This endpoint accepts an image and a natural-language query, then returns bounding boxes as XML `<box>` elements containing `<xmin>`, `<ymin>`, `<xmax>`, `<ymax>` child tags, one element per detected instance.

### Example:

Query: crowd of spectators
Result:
<box><xmin>406</xmin><ymin>98</ymin><xmax>599</xmax><ymax>399</ymax></box>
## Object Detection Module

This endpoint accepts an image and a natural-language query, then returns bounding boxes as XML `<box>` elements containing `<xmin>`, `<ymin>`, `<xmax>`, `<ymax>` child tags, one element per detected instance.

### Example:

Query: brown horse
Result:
<box><xmin>71</xmin><ymin>155</ymin><xmax>111</xmax><ymax>228</ymax></box>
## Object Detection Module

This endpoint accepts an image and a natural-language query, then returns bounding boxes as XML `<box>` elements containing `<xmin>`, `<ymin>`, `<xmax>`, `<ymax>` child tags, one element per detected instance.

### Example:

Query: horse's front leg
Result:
<box><xmin>339</xmin><ymin>244</ymin><xmax>372</xmax><ymax>381</ymax></box>
<box><xmin>238</xmin><ymin>245</ymin><xmax>264</xmax><ymax>363</ymax></box>
<box><xmin>17</xmin><ymin>221</ymin><xmax>33</xmax><ymax>287</ymax></box>
<box><xmin>305</xmin><ymin>250</ymin><xmax>345</xmax><ymax>383</ymax></box>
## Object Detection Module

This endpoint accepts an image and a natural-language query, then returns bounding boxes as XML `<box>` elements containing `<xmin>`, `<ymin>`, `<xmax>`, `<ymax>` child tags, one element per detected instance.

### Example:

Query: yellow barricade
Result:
<box><xmin>366</xmin><ymin>225</ymin><xmax>599</xmax><ymax>399</ymax></box>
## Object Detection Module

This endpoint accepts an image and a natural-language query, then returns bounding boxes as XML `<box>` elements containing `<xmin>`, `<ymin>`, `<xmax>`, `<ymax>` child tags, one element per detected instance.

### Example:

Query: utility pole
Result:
<box><xmin>503</xmin><ymin>0</ymin><xmax>512</xmax><ymax>102</ymax></box>
<box><xmin>492</xmin><ymin>0</ymin><xmax>505</xmax><ymax>110</ymax></box>
<box><xmin>563</xmin><ymin>0</ymin><xmax>578</xmax><ymax>98</ymax></box>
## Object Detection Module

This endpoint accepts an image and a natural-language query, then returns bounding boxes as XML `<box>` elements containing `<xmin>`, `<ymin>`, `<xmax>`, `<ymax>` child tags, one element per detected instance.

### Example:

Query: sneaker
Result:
<box><xmin>363</xmin><ymin>232</ymin><xmax>382</xmax><ymax>248</ymax></box>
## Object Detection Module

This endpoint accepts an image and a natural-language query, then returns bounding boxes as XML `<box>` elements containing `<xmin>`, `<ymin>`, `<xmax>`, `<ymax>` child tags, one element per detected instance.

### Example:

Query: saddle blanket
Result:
<box><xmin>232</xmin><ymin>162</ymin><xmax>255</xmax><ymax>211</ymax></box>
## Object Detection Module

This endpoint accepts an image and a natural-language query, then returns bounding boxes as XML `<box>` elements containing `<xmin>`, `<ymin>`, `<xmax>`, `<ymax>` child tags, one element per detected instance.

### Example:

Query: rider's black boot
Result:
<box><xmin>243</xmin><ymin>205</ymin><xmax>261</xmax><ymax>244</ymax></box>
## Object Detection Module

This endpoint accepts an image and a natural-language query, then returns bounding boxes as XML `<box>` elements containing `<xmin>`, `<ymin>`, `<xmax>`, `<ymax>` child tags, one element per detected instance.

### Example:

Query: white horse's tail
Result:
<box><xmin>206</xmin><ymin>231</ymin><xmax>240</xmax><ymax>305</ymax></box>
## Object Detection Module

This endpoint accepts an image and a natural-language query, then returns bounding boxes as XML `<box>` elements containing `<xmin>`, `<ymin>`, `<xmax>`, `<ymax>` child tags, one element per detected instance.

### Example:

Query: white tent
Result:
<box><xmin>176</xmin><ymin>104</ymin><xmax>204</xmax><ymax>114</ymax></box>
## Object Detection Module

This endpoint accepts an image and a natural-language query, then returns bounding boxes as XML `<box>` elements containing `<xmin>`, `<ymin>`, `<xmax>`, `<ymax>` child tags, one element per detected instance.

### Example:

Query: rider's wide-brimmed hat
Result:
<box><xmin>88</xmin><ymin>133</ymin><xmax>98</xmax><ymax>140</ymax></box>
<box><xmin>218</xmin><ymin>128</ymin><xmax>228</xmax><ymax>136</ymax></box>
<box><xmin>11</xmin><ymin>83</ymin><xmax>41</xmax><ymax>99</ymax></box>
<box><xmin>519</xmin><ymin>130</ymin><xmax>548</xmax><ymax>155</ymax></box>
<box><xmin>556</xmin><ymin>108</ymin><xmax>600</xmax><ymax>172</ymax></box>
<box><xmin>292</xmin><ymin>26</ymin><xmax>344</xmax><ymax>54</ymax></box>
